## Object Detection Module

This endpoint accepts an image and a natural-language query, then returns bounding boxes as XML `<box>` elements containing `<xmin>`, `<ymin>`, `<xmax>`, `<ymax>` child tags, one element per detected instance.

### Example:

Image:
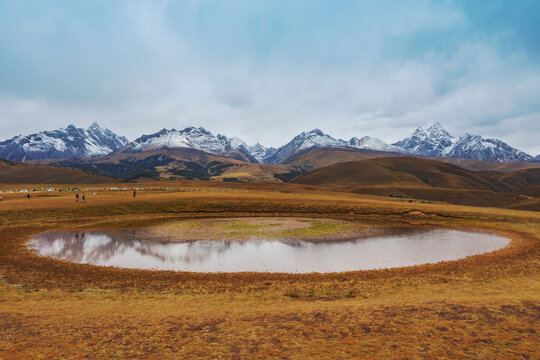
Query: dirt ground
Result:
<box><xmin>0</xmin><ymin>182</ymin><xmax>539</xmax><ymax>359</ymax></box>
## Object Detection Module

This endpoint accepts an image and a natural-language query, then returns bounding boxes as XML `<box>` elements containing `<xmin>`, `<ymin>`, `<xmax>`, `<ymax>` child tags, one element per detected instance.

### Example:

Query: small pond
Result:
<box><xmin>28</xmin><ymin>228</ymin><xmax>509</xmax><ymax>273</ymax></box>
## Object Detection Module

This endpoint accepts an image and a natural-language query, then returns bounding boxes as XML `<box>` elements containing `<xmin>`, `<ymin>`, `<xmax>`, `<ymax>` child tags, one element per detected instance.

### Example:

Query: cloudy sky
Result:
<box><xmin>1</xmin><ymin>0</ymin><xmax>539</xmax><ymax>154</ymax></box>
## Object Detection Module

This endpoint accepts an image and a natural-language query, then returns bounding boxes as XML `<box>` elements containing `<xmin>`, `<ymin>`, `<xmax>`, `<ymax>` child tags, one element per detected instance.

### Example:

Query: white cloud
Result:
<box><xmin>0</xmin><ymin>1</ymin><xmax>539</xmax><ymax>156</ymax></box>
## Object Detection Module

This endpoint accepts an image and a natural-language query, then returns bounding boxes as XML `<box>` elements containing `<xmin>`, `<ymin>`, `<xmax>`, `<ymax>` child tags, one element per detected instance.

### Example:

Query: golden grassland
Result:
<box><xmin>0</xmin><ymin>181</ymin><xmax>539</xmax><ymax>359</ymax></box>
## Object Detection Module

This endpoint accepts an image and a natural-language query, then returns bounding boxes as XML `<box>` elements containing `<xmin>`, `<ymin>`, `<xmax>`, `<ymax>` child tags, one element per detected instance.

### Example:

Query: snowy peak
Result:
<box><xmin>447</xmin><ymin>134</ymin><xmax>533</xmax><ymax>162</ymax></box>
<box><xmin>228</xmin><ymin>136</ymin><xmax>248</xmax><ymax>149</ymax></box>
<box><xmin>88</xmin><ymin>122</ymin><xmax>102</xmax><ymax>131</ymax></box>
<box><xmin>0</xmin><ymin>123</ymin><xmax>128</xmax><ymax>161</ymax></box>
<box><xmin>247</xmin><ymin>143</ymin><xmax>278</xmax><ymax>163</ymax></box>
<box><xmin>425</xmin><ymin>122</ymin><xmax>455</xmax><ymax>148</ymax></box>
<box><xmin>264</xmin><ymin>129</ymin><xmax>349</xmax><ymax>164</ymax></box>
<box><xmin>290</xmin><ymin>129</ymin><xmax>347</xmax><ymax>151</ymax></box>
<box><xmin>395</xmin><ymin>123</ymin><xmax>532</xmax><ymax>162</ymax></box>
<box><xmin>116</xmin><ymin>127</ymin><xmax>257</xmax><ymax>163</ymax></box>
<box><xmin>427</xmin><ymin>122</ymin><xmax>453</xmax><ymax>139</ymax></box>
<box><xmin>349</xmin><ymin>136</ymin><xmax>405</xmax><ymax>153</ymax></box>
<box><xmin>85</xmin><ymin>123</ymin><xmax>129</xmax><ymax>154</ymax></box>
<box><xmin>394</xmin><ymin>122</ymin><xmax>454</xmax><ymax>157</ymax></box>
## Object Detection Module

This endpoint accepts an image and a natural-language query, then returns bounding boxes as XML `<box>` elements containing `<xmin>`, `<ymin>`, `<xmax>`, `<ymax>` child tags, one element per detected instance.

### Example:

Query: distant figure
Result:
<box><xmin>27</xmin><ymin>193</ymin><xmax>30</xmax><ymax>200</ymax></box>
<box><xmin>133</xmin><ymin>190</ymin><xmax>136</xmax><ymax>198</ymax></box>
<box><xmin>82</xmin><ymin>194</ymin><xmax>86</xmax><ymax>203</ymax></box>
<box><xmin>76</xmin><ymin>193</ymin><xmax>79</xmax><ymax>203</ymax></box>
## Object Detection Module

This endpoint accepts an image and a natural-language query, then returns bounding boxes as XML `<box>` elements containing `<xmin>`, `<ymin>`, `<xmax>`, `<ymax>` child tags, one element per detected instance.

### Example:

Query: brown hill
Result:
<box><xmin>286</xmin><ymin>148</ymin><xmax>399</xmax><ymax>171</ymax></box>
<box><xmin>286</xmin><ymin>147</ymin><xmax>540</xmax><ymax>175</ymax></box>
<box><xmin>491</xmin><ymin>168</ymin><xmax>540</xmax><ymax>190</ymax></box>
<box><xmin>437</xmin><ymin>157</ymin><xmax>540</xmax><ymax>172</ymax></box>
<box><xmin>292</xmin><ymin>157</ymin><xmax>512</xmax><ymax>192</ymax></box>
<box><xmin>349</xmin><ymin>186</ymin><xmax>522</xmax><ymax>208</ymax></box>
<box><xmin>289</xmin><ymin>157</ymin><xmax>537</xmax><ymax>208</ymax></box>
<box><xmin>0</xmin><ymin>159</ymin><xmax>117</xmax><ymax>184</ymax></box>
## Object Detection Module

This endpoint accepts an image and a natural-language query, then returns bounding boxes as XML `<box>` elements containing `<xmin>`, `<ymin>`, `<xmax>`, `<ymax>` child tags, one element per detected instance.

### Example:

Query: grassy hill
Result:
<box><xmin>0</xmin><ymin>159</ymin><xmax>118</xmax><ymax>184</ymax></box>
<box><xmin>286</xmin><ymin>148</ymin><xmax>398</xmax><ymax>170</ymax></box>
<box><xmin>287</xmin><ymin>148</ymin><xmax>540</xmax><ymax>173</ymax></box>
<box><xmin>292</xmin><ymin>157</ymin><xmax>511</xmax><ymax>191</ymax></box>
<box><xmin>291</xmin><ymin>157</ymin><xmax>540</xmax><ymax>208</ymax></box>
<box><xmin>491</xmin><ymin>168</ymin><xmax>540</xmax><ymax>189</ymax></box>
<box><xmin>437</xmin><ymin>157</ymin><xmax>540</xmax><ymax>172</ymax></box>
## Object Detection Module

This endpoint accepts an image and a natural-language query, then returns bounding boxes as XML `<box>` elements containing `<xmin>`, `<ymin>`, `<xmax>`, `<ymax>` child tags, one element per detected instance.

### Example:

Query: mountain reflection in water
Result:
<box><xmin>29</xmin><ymin>229</ymin><xmax>509</xmax><ymax>273</ymax></box>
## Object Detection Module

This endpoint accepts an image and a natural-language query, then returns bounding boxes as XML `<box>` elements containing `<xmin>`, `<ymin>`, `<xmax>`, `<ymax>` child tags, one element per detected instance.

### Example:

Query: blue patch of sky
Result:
<box><xmin>1</xmin><ymin>0</ymin><xmax>539</xmax><ymax>126</ymax></box>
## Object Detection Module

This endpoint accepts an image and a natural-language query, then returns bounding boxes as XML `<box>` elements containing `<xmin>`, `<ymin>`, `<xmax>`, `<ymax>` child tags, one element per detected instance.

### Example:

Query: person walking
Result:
<box><xmin>26</xmin><ymin>193</ymin><xmax>30</xmax><ymax>200</ymax></box>
<box><xmin>76</xmin><ymin>193</ymin><xmax>79</xmax><ymax>203</ymax></box>
<box><xmin>82</xmin><ymin>194</ymin><xmax>86</xmax><ymax>203</ymax></box>
<box><xmin>133</xmin><ymin>189</ymin><xmax>136</xmax><ymax>198</ymax></box>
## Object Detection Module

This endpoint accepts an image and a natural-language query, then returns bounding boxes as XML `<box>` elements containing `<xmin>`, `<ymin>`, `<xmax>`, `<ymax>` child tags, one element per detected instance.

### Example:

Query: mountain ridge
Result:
<box><xmin>394</xmin><ymin>122</ymin><xmax>532</xmax><ymax>162</ymax></box>
<box><xmin>0</xmin><ymin>122</ymin><xmax>535</xmax><ymax>165</ymax></box>
<box><xmin>0</xmin><ymin>123</ymin><xmax>128</xmax><ymax>162</ymax></box>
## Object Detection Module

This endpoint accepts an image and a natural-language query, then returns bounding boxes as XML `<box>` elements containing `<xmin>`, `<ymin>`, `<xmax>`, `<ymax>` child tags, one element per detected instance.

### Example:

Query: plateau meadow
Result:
<box><xmin>0</xmin><ymin>182</ymin><xmax>538</xmax><ymax>358</ymax></box>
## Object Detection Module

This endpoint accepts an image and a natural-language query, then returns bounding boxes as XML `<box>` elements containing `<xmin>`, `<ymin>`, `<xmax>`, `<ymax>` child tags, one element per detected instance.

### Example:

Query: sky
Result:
<box><xmin>0</xmin><ymin>0</ymin><xmax>539</xmax><ymax>154</ymax></box>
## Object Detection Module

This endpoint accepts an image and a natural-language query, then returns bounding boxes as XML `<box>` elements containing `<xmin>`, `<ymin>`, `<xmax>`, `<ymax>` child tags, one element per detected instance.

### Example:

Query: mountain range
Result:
<box><xmin>0</xmin><ymin>122</ymin><xmax>534</xmax><ymax>165</ymax></box>
<box><xmin>0</xmin><ymin>123</ymin><xmax>128</xmax><ymax>162</ymax></box>
<box><xmin>394</xmin><ymin>122</ymin><xmax>533</xmax><ymax>162</ymax></box>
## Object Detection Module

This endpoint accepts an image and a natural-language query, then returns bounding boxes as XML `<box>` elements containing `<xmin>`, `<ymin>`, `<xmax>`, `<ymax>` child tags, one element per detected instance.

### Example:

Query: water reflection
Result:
<box><xmin>28</xmin><ymin>229</ymin><xmax>509</xmax><ymax>273</ymax></box>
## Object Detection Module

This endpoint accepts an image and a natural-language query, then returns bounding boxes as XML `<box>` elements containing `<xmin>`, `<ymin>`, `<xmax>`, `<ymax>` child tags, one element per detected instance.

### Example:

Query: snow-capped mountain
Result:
<box><xmin>264</xmin><ymin>129</ymin><xmax>350</xmax><ymax>164</ymax></box>
<box><xmin>0</xmin><ymin>123</ymin><xmax>128</xmax><ymax>162</ymax></box>
<box><xmin>394</xmin><ymin>123</ymin><xmax>532</xmax><ymax>162</ymax></box>
<box><xmin>349</xmin><ymin>136</ymin><xmax>405</xmax><ymax>153</ymax></box>
<box><xmin>247</xmin><ymin>143</ymin><xmax>278</xmax><ymax>163</ymax></box>
<box><xmin>228</xmin><ymin>136</ymin><xmax>248</xmax><ymax>150</ymax></box>
<box><xmin>115</xmin><ymin>127</ymin><xmax>257</xmax><ymax>163</ymax></box>
<box><xmin>393</xmin><ymin>122</ymin><xmax>455</xmax><ymax>157</ymax></box>
<box><xmin>2</xmin><ymin>122</ymin><xmax>533</xmax><ymax>165</ymax></box>
<box><xmin>225</xmin><ymin>136</ymin><xmax>279</xmax><ymax>163</ymax></box>
<box><xmin>446</xmin><ymin>134</ymin><xmax>533</xmax><ymax>162</ymax></box>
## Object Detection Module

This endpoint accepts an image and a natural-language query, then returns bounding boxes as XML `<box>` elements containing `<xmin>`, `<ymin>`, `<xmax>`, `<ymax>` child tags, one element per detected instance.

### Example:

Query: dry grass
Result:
<box><xmin>147</xmin><ymin>217</ymin><xmax>388</xmax><ymax>242</ymax></box>
<box><xmin>0</xmin><ymin>181</ymin><xmax>539</xmax><ymax>359</ymax></box>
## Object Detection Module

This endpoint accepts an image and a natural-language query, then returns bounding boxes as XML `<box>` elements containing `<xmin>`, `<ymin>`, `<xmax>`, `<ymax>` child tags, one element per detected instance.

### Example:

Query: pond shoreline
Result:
<box><xmin>28</xmin><ymin>222</ymin><xmax>510</xmax><ymax>273</ymax></box>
